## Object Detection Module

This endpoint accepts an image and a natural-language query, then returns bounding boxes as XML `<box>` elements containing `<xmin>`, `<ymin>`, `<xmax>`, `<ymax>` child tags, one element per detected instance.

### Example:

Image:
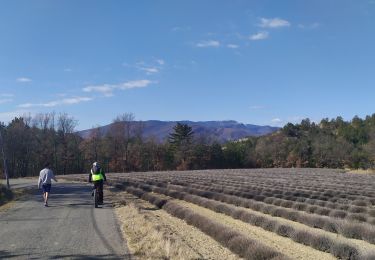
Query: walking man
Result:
<box><xmin>38</xmin><ymin>162</ymin><xmax>57</xmax><ymax>207</ymax></box>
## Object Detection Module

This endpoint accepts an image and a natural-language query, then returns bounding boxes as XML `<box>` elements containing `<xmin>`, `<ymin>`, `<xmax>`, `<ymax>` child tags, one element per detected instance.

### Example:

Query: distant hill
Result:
<box><xmin>77</xmin><ymin>120</ymin><xmax>279</xmax><ymax>143</ymax></box>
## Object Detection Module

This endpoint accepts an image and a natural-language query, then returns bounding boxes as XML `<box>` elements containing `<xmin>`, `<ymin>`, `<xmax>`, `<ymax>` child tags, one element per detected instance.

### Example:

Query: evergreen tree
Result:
<box><xmin>168</xmin><ymin>123</ymin><xmax>194</xmax><ymax>169</ymax></box>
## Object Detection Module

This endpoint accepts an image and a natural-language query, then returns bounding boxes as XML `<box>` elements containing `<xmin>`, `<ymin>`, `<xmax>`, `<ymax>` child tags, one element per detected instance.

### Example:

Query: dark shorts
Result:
<box><xmin>42</xmin><ymin>184</ymin><xmax>51</xmax><ymax>193</ymax></box>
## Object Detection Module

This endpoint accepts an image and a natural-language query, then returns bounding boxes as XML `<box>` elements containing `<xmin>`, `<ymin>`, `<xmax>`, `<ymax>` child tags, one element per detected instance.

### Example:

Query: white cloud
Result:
<box><xmin>135</xmin><ymin>59</ymin><xmax>164</xmax><ymax>75</ymax></box>
<box><xmin>0</xmin><ymin>99</ymin><xmax>13</xmax><ymax>104</ymax></box>
<box><xmin>120</xmin><ymin>80</ymin><xmax>153</xmax><ymax>89</ymax></box>
<box><xmin>195</xmin><ymin>40</ymin><xmax>220</xmax><ymax>48</ymax></box>
<box><xmin>0</xmin><ymin>94</ymin><xmax>14</xmax><ymax>97</ymax></box>
<box><xmin>18</xmin><ymin>97</ymin><xmax>93</xmax><ymax>108</ymax></box>
<box><xmin>0</xmin><ymin>110</ymin><xmax>29</xmax><ymax>122</ymax></box>
<box><xmin>83</xmin><ymin>85</ymin><xmax>114</xmax><ymax>97</ymax></box>
<box><xmin>16</xmin><ymin>77</ymin><xmax>32</xmax><ymax>83</ymax></box>
<box><xmin>83</xmin><ymin>80</ymin><xmax>154</xmax><ymax>97</ymax></box>
<box><xmin>156</xmin><ymin>59</ymin><xmax>165</xmax><ymax>65</ymax></box>
<box><xmin>139</xmin><ymin>67</ymin><xmax>159</xmax><ymax>74</ymax></box>
<box><xmin>64</xmin><ymin>68</ymin><xmax>72</xmax><ymax>72</ymax></box>
<box><xmin>271</xmin><ymin>116</ymin><xmax>306</xmax><ymax>126</ymax></box>
<box><xmin>259</xmin><ymin>18</ymin><xmax>291</xmax><ymax>28</ymax></box>
<box><xmin>250</xmin><ymin>31</ymin><xmax>269</xmax><ymax>40</ymax></box>
<box><xmin>227</xmin><ymin>44</ymin><xmax>239</xmax><ymax>49</ymax></box>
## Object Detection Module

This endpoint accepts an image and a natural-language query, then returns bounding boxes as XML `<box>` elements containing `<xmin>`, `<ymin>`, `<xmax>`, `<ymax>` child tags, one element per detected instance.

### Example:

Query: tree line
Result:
<box><xmin>1</xmin><ymin>113</ymin><xmax>375</xmax><ymax>178</ymax></box>
<box><xmin>226</xmin><ymin>115</ymin><xmax>375</xmax><ymax>169</ymax></box>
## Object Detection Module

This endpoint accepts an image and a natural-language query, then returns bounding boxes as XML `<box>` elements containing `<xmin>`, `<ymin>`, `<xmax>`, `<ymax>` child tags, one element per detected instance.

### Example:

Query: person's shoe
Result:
<box><xmin>98</xmin><ymin>201</ymin><xmax>103</xmax><ymax>205</ymax></box>
<box><xmin>91</xmin><ymin>191</ymin><xmax>94</xmax><ymax>197</ymax></box>
<box><xmin>44</xmin><ymin>203</ymin><xmax>48</xmax><ymax>207</ymax></box>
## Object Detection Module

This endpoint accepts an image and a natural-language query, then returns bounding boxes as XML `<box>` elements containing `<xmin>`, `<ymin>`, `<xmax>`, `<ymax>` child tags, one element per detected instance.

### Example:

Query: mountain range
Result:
<box><xmin>77</xmin><ymin>120</ymin><xmax>280</xmax><ymax>143</ymax></box>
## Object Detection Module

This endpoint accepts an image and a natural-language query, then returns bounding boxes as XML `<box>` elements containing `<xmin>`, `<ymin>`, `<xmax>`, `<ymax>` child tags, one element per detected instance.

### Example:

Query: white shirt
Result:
<box><xmin>38</xmin><ymin>168</ymin><xmax>57</xmax><ymax>188</ymax></box>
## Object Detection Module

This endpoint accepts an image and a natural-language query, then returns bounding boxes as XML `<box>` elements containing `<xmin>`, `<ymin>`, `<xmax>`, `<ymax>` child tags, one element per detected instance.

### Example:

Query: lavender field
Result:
<box><xmin>67</xmin><ymin>169</ymin><xmax>375</xmax><ymax>260</ymax></box>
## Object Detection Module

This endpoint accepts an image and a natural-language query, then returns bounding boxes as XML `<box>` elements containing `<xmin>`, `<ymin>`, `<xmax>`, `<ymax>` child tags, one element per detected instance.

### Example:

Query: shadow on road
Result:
<box><xmin>0</xmin><ymin>250</ymin><xmax>133</xmax><ymax>260</ymax></box>
<box><xmin>0</xmin><ymin>250</ymin><xmax>30</xmax><ymax>259</ymax></box>
<box><xmin>49</xmin><ymin>253</ymin><xmax>133</xmax><ymax>259</ymax></box>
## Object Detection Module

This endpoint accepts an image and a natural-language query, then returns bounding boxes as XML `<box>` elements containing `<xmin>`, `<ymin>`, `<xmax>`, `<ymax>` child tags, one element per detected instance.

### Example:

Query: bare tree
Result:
<box><xmin>0</xmin><ymin>125</ymin><xmax>10</xmax><ymax>188</ymax></box>
<box><xmin>57</xmin><ymin>113</ymin><xmax>78</xmax><ymax>175</ymax></box>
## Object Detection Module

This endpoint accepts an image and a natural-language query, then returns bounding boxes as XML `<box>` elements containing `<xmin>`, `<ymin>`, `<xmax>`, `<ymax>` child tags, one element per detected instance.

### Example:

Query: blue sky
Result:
<box><xmin>0</xmin><ymin>0</ymin><xmax>374</xmax><ymax>130</ymax></box>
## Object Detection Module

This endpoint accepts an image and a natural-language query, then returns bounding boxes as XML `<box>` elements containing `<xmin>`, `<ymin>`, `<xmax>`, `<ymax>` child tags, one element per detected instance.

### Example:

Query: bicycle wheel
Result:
<box><xmin>94</xmin><ymin>189</ymin><xmax>99</xmax><ymax>208</ymax></box>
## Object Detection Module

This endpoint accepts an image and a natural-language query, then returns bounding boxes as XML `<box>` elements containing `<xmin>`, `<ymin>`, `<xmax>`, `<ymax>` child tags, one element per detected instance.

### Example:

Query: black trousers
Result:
<box><xmin>93</xmin><ymin>180</ymin><xmax>104</xmax><ymax>203</ymax></box>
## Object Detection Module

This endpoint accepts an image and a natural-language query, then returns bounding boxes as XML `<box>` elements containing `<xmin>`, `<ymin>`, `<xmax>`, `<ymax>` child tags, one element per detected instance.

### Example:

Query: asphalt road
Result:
<box><xmin>0</xmin><ymin>181</ymin><xmax>131</xmax><ymax>259</ymax></box>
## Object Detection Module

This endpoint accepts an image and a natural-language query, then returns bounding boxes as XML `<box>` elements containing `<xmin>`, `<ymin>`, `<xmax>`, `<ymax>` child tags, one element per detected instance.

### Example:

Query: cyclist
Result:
<box><xmin>88</xmin><ymin>162</ymin><xmax>107</xmax><ymax>204</ymax></box>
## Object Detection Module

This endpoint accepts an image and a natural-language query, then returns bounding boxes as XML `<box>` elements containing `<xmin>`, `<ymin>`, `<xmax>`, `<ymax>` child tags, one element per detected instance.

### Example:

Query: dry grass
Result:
<box><xmin>0</xmin><ymin>185</ymin><xmax>13</xmax><ymax>206</ymax></box>
<box><xmin>116</xmin><ymin>203</ymin><xmax>188</xmax><ymax>259</ymax></box>
<box><xmin>111</xmin><ymin>191</ymin><xmax>239</xmax><ymax>260</ymax></box>
<box><xmin>0</xmin><ymin>185</ymin><xmax>35</xmax><ymax>210</ymax></box>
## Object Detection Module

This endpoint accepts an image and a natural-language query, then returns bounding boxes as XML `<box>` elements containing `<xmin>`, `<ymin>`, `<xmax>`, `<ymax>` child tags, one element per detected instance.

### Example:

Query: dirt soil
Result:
<box><xmin>106</xmin><ymin>188</ymin><xmax>240</xmax><ymax>260</ymax></box>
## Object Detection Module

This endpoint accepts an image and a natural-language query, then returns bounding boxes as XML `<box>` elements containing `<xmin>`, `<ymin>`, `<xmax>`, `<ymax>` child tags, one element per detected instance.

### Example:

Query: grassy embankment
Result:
<box><xmin>0</xmin><ymin>185</ymin><xmax>13</xmax><ymax>206</ymax></box>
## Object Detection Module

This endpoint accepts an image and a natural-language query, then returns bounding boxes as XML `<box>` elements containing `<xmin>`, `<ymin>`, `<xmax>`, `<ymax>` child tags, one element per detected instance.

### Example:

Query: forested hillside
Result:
<box><xmin>1</xmin><ymin>113</ymin><xmax>375</xmax><ymax>178</ymax></box>
<box><xmin>229</xmin><ymin>115</ymin><xmax>375</xmax><ymax>169</ymax></box>
<box><xmin>78</xmin><ymin>120</ymin><xmax>279</xmax><ymax>143</ymax></box>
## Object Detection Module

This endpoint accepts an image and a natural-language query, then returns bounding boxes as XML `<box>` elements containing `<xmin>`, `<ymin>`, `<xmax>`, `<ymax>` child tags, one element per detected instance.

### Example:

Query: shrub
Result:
<box><xmin>245</xmin><ymin>243</ymin><xmax>280</xmax><ymax>260</ymax></box>
<box><xmin>352</xmin><ymin>200</ymin><xmax>368</xmax><ymax>207</ymax></box>
<box><xmin>360</xmin><ymin>226</ymin><xmax>375</xmax><ymax>244</ymax></box>
<box><xmin>253</xmin><ymin>215</ymin><xmax>267</xmax><ymax>226</ymax></box>
<box><xmin>325</xmin><ymin>202</ymin><xmax>337</xmax><ymax>209</ymax></box>
<box><xmin>349</xmin><ymin>206</ymin><xmax>367</xmax><ymax>214</ymax></box>
<box><xmin>284</xmin><ymin>210</ymin><xmax>300</xmax><ymax>221</ymax></box>
<box><xmin>315</xmin><ymin>201</ymin><xmax>326</xmax><ymax>207</ymax></box>
<box><xmin>240</xmin><ymin>212</ymin><xmax>257</xmax><ymax>224</ymax></box>
<box><xmin>280</xmin><ymin>200</ymin><xmax>293</xmax><ymax>208</ymax></box>
<box><xmin>275</xmin><ymin>224</ymin><xmax>294</xmax><ymax>237</ymax></box>
<box><xmin>368</xmin><ymin>218</ymin><xmax>375</xmax><ymax>225</ymax></box>
<box><xmin>291</xmin><ymin>230</ymin><xmax>312</xmax><ymax>245</ymax></box>
<box><xmin>216</xmin><ymin>228</ymin><xmax>239</xmax><ymax>245</ymax></box>
<box><xmin>362</xmin><ymin>253</ymin><xmax>375</xmax><ymax>260</ymax></box>
<box><xmin>310</xmin><ymin>235</ymin><xmax>333</xmax><ymax>252</ymax></box>
<box><xmin>252</xmin><ymin>202</ymin><xmax>265</xmax><ymax>212</ymax></box>
<box><xmin>213</xmin><ymin>203</ymin><xmax>232</xmax><ymax>215</ymax></box>
<box><xmin>228</xmin><ymin>236</ymin><xmax>255</xmax><ymax>257</ymax></box>
<box><xmin>261</xmin><ymin>220</ymin><xmax>278</xmax><ymax>232</ymax></box>
<box><xmin>263</xmin><ymin>197</ymin><xmax>275</xmax><ymax>204</ymax></box>
<box><xmin>303</xmin><ymin>215</ymin><xmax>326</xmax><ymax>229</ymax></box>
<box><xmin>329</xmin><ymin>210</ymin><xmax>347</xmax><ymax>219</ymax></box>
<box><xmin>323</xmin><ymin>219</ymin><xmax>341</xmax><ymax>233</ymax></box>
<box><xmin>296</xmin><ymin>197</ymin><xmax>306</xmax><ymax>203</ymax></box>
<box><xmin>315</xmin><ymin>207</ymin><xmax>331</xmax><ymax>216</ymax></box>
<box><xmin>270</xmin><ymin>208</ymin><xmax>288</xmax><ymax>218</ymax></box>
<box><xmin>292</xmin><ymin>203</ymin><xmax>308</xmax><ymax>211</ymax></box>
<box><xmin>306</xmin><ymin>205</ymin><xmax>319</xmax><ymax>214</ymax></box>
<box><xmin>318</xmin><ymin>196</ymin><xmax>329</xmax><ymax>201</ymax></box>
<box><xmin>273</xmin><ymin>199</ymin><xmax>284</xmax><ymax>206</ymax></box>
<box><xmin>274</xmin><ymin>194</ymin><xmax>283</xmax><ymax>199</ymax></box>
<box><xmin>262</xmin><ymin>205</ymin><xmax>275</xmax><ymax>215</ymax></box>
<box><xmin>232</xmin><ymin>208</ymin><xmax>245</xmax><ymax>219</ymax></box>
<box><xmin>254</xmin><ymin>195</ymin><xmax>266</xmax><ymax>201</ymax></box>
<box><xmin>347</xmin><ymin>213</ymin><xmax>367</xmax><ymax>223</ymax></box>
<box><xmin>368</xmin><ymin>209</ymin><xmax>375</xmax><ymax>217</ymax></box>
<box><xmin>340</xmin><ymin>222</ymin><xmax>366</xmax><ymax>240</ymax></box>
<box><xmin>330</xmin><ymin>242</ymin><xmax>360</xmax><ymax>260</ymax></box>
